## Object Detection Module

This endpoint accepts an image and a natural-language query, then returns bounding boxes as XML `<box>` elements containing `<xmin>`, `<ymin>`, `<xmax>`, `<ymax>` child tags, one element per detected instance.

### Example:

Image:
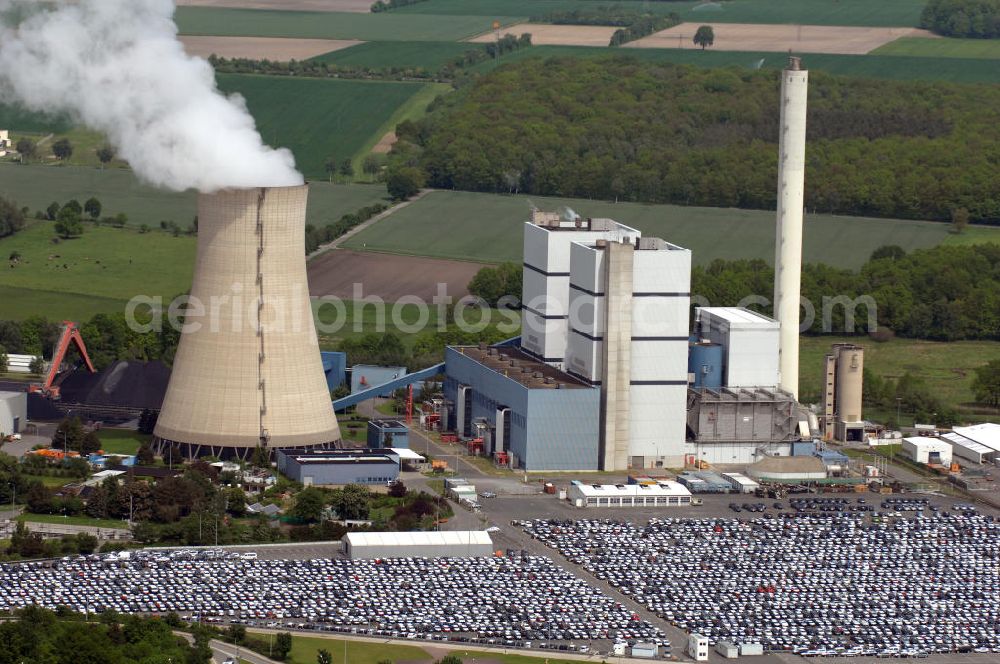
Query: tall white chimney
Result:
<box><xmin>774</xmin><ymin>55</ymin><xmax>808</xmax><ymax>400</ymax></box>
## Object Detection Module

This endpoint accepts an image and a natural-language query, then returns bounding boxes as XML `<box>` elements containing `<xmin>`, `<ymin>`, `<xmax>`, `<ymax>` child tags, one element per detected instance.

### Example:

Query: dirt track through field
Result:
<box><xmin>467</xmin><ymin>23</ymin><xmax>619</xmax><ymax>47</ymax></box>
<box><xmin>176</xmin><ymin>0</ymin><xmax>373</xmax><ymax>12</ymax></box>
<box><xmin>180</xmin><ymin>35</ymin><xmax>360</xmax><ymax>60</ymax></box>
<box><xmin>625</xmin><ymin>23</ymin><xmax>937</xmax><ymax>55</ymax></box>
<box><xmin>308</xmin><ymin>249</ymin><xmax>487</xmax><ymax>301</ymax></box>
<box><xmin>370</xmin><ymin>132</ymin><xmax>398</xmax><ymax>154</ymax></box>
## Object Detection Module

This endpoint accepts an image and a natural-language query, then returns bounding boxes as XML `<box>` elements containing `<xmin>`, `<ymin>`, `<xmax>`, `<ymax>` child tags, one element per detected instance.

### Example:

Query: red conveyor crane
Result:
<box><xmin>28</xmin><ymin>320</ymin><xmax>96</xmax><ymax>398</ymax></box>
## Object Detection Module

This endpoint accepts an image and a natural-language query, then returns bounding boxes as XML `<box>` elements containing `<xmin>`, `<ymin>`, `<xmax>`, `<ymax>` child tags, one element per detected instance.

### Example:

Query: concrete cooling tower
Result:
<box><xmin>154</xmin><ymin>185</ymin><xmax>340</xmax><ymax>459</ymax></box>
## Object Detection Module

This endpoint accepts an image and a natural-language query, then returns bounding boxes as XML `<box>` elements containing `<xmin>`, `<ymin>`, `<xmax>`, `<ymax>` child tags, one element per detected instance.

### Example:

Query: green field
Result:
<box><xmin>174</xmin><ymin>8</ymin><xmax>518</xmax><ymax>40</ymax></box>
<box><xmin>397</xmin><ymin>0</ymin><xmax>927</xmax><ymax>26</ymax></box>
<box><xmin>217</xmin><ymin>74</ymin><xmax>431</xmax><ymax>179</ymax></box>
<box><xmin>473</xmin><ymin>46</ymin><xmax>1000</xmax><ymax>84</ymax></box>
<box><xmin>343</xmin><ymin>190</ymin><xmax>1000</xmax><ymax>269</ymax></box>
<box><xmin>96</xmin><ymin>429</ymin><xmax>150</xmax><ymax>456</ymax></box>
<box><xmin>314</xmin><ymin>40</ymin><xmax>479</xmax><ymax>70</ymax></box>
<box><xmin>18</xmin><ymin>513</ymin><xmax>130</xmax><ymax>530</ymax></box>
<box><xmin>0</xmin><ymin>163</ymin><xmax>389</xmax><ymax>228</ymax></box>
<box><xmin>0</xmin><ymin>222</ymin><xmax>194</xmax><ymax>321</ymax></box>
<box><xmin>872</xmin><ymin>36</ymin><xmax>1000</xmax><ymax>59</ymax></box>
<box><xmin>800</xmin><ymin>336</ymin><xmax>1000</xmax><ymax>421</ymax></box>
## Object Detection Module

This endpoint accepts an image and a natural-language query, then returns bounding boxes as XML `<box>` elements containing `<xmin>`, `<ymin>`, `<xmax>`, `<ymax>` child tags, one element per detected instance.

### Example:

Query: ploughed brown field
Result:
<box><xmin>180</xmin><ymin>35</ymin><xmax>360</xmax><ymax>60</ymax></box>
<box><xmin>307</xmin><ymin>249</ymin><xmax>487</xmax><ymax>302</ymax></box>
<box><xmin>625</xmin><ymin>23</ymin><xmax>938</xmax><ymax>55</ymax></box>
<box><xmin>176</xmin><ymin>0</ymin><xmax>373</xmax><ymax>12</ymax></box>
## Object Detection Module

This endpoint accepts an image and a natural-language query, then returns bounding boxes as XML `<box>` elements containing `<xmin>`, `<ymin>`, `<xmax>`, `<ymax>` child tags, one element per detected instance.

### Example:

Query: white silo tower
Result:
<box><xmin>773</xmin><ymin>55</ymin><xmax>808</xmax><ymax>399</ymax></box>
<box><xmin>154</xmin><ymin>185</ymin><xmax>340</xmax><ymax>459</ymax></box>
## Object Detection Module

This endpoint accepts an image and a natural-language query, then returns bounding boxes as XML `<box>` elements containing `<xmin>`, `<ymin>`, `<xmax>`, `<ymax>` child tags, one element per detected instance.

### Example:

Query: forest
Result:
<box><xmin>391</xmin><ymin>57</ymin><xmax>1000</xmax><ymax>223</ymax></box>
<box><xmin>921</xmin><ymin>0</ymin><xmax>1000</xmax><ymax>37</ymax></box>
<box><xmin>0</xmin><ymin>607</ymin><xmax>208</xmax><ymax>664</ymax></box>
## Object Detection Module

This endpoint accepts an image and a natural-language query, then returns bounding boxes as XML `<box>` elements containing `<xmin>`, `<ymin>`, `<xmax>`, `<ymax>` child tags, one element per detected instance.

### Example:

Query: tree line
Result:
<box><xmin>371</xmin><ymin>0</ymin><xmax>427</xmax><ymax>11</ymax></box>
<box><xmin>691</xmin><ymin>243</ymin><xmax>999</xmax><ymax>341</ymax></box>
<box><xmin>0</xmin><ymin>194</ymin><xmax>25</xmax><ymax>239</ymax></box>
<box><xmin>389</xmin><ymin>57</ymin><xmax>1000</xmax><ymax>223</ymax></box>
<box><xmin>0</xmin><ymin>607</ymin><xmax>210</xmax><ymax>664</ymax></box>
<box><xmin>305</xmin><ymin>202</ymin><xmax>388</xmax><ymax>254</ymax></box>
<box><xmin>920</xmin><ymin>0</ymin><xmax>1000</xmax><ymax>37</ymax></box>
<box><xmin>610</xmin><ymin>13</ymin><xmax>680</xmax><ymax>45</ymax></box>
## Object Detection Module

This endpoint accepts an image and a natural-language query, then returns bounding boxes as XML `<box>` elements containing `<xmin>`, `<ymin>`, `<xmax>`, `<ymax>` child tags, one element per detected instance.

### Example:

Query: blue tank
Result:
<box><xmin>688</xmin><ymin>342</ymin><xmax>724</xmax><ymax>389</ymax></box>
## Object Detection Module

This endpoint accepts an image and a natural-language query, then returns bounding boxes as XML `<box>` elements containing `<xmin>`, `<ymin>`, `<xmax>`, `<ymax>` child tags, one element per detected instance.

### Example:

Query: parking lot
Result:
<box><xmin>519</xmin><ymin>505</ymin><xmax>1000</xmax><ymax>659</ymax></box>
<box><xmin>0</xmin><ymin>548</ymin><xmax>667</xmax><ymax>657</ymax></box>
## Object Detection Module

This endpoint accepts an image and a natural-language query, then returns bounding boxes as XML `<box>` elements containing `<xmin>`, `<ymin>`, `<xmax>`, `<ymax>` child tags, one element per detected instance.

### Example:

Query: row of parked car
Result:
<box><xmin>519</xmin><ymin>509</ymin><xmax>1000</xmax><ymax>657</ymax></box>
<box><xmin>0</xmin><ymin>548</ymin><xmax>666</xmax><ymax>650</ymax></box>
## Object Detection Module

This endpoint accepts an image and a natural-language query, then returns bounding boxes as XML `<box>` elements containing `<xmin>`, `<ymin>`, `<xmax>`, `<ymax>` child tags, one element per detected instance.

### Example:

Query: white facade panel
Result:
<box><xmin>726</xmin><ymin>327</ymin><xmax>780</xmax><ymax>388</ymax></box>
<box><xmin>629</xmin><ymin>384</ymin><xmax>687</xmax><ymax>465</ymax></box>
<box><xmin>629</xmin><ymin>340</ymin><xmax>687</xmax><ymax>382</ymax></box>
<box><xmin>632</xmin><ymin>298</ymin><xmax>689</xmax><ymax>338</ymax></box>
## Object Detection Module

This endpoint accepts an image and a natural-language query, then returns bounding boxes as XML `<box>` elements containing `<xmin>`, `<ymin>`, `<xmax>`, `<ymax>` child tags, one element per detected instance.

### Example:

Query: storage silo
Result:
<box><xmin>154</xmin><ymin>185</ymin><xmax>340</xmax><ymax>459</ymax></box>
<box><xmin>687</xmin><ymin>342</ymin><xmax>724</xmax><ymax>390</ymax></box>
<box><xmin>835</xmin><ymin>344</ymin><xmax>864</xmax><ymax>423</ymax></box>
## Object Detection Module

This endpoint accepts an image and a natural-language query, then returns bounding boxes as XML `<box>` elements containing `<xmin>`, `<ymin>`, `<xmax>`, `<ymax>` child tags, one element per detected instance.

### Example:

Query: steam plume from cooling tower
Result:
<box><xmin>0</xmin><ymin>0</ymin><xmax>303</xmax><ymax>192</ymax></box>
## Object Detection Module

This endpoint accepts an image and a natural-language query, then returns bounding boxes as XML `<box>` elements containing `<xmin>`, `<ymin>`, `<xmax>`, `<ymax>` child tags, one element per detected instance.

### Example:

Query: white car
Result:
<box><xmin>486</xmin><ymin>526</ymin><xmax>500</xmax><ymax>533</ymax></box>
<box><xmin>240</xmin><ymin>552</ymin><xmax>258</xmax><ymax>560</ymax></box>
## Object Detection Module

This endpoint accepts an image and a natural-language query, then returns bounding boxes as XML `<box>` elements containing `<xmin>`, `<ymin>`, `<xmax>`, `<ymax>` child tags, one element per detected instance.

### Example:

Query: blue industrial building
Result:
<box><xmin>351</xmin><ymin>364</ymin><xmax>407</xmax><ymax>396</ymax></box>
<box><xmin>367</xmin><ymin>419</ymin><xmax>409</xmax><ymax>449</ymax></box>
<box><xmin>444</xmin><ymin>345</ymin><xmax>600</xmax><ymax>471</ymax></box>
<box><xmin>275</xmin><ymin>448</ymin><xmax>399</xmax><ymax>486</ymax></box>
<box><xmin>321</xmin><ymin>351</ymin><xmax>347</xmax><ymax>390</ymax></box>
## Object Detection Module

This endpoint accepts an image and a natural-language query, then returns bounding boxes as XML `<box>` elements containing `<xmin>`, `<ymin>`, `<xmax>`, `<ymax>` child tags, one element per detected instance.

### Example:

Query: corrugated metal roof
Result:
<box><xmin>344</xmin><ymin>531</ymin><xmax>493</xmax><ymax>547</ymax></box>
<box><xmin>699</xmin><ymin>307</ymin><xmax>778</xmax><ymax>328</ymax></box>
<box><xmin>942</xmin><ymin>432</ymin><xmax>994</xmax><ymax>455</ymax></box>
<box><xmin>952</xmin><ymin>423</ymin><xmax>1000</xmax><ymax>452</ymax></box>
<box><xmin>388</xmin><ymin>448</ymin><xmax>424</xmax><ymax>460</ymax></box>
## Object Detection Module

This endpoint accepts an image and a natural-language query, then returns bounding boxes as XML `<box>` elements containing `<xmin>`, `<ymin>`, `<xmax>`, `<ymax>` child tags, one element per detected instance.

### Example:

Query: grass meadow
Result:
<box><xmin>799</xmin><ymin>336</ymin><xmax>1000</xmax><ymax>422</ymax></box>
<box><xmin>174</xmin><ymin>8</ymin><xmax>518</xmax><ymax>41</ymax></box>
<box><xmin>872</xmin><ymin>36</ymin><xmax>1000</xmax><ymax>59</ymax></box>
<box><xmin>96</xmin><ymin>429</ymin><xmax>151</xmax><ymax>456</ymax></box>
<box><xmin>342</xmin><ymin>190</ymin><xmax>998</xmax><ymax>269</ymax></box>
<box><xmin>0</xmin><ymin>163</ymin><xmax>389</xmax><ymax>228</ymax></box>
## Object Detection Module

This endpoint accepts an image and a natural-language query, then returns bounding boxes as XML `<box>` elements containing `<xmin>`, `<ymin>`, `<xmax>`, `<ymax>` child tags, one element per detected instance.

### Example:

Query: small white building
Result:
<box><xmin>688</xmin><ymin>633</ymin><xmax>709</xmax><ymax>662</ymax></box>
<box><xmin>568</xmin><ymin>481</ymin><xmax>692</xmax><ymax>508</ymax></box>
<box><xmin>0</xmin><ymin>130</ymin><xmax>9</xmax><ymax>157</ymax></box>
<box><xmin>902</xmin><ymin>437</ymin><xmax>952</xmax><ymax>466</ymax></box>
<box><xmin>342</xmin><ymin>531</ymin><xmax>493</xmax><ymax>559</ymax></box>
<box><xmin>721</xmin><ymin>472</ymin><xmax>760</xmax><ymax>494</ymax></box>
<box><xmin>695</xmin><ymin>307</ymin><xmax>780</xmax><ymax>388</ymax></box>
<box><xmin>0</xmin><ymin>391</ymin><xmax>27</xmax><ymax>437</ymax></box>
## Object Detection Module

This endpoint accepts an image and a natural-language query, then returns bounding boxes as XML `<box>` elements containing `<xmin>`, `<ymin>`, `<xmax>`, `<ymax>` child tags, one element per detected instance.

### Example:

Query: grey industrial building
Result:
<box><xmin>444</xmin><ymin>345</ymin><xmax>600</xmax><ymax>471</ymax></box>
<box><xmin>275</xmin><ymin>448</ymin><xmax>399</xmax><ymax>486</ymax></box>
<box><xmin>685</xmin><ymin>387</ymin><xmax>804</xmax><ymax>464</ymax></box>
<box><xmin>367</xmin><ymin>420</ymin><xmax>409</xmax><ymax>449</ymax></box>
<box><xmin>342</xmin><ymin>531</ymin><xmax>494</xmax><ymax>559</ymax></box>
<box><xmin>0</xmin><ymin>392</ymin><xmax>27</xmax><ymax>437</ymax></box>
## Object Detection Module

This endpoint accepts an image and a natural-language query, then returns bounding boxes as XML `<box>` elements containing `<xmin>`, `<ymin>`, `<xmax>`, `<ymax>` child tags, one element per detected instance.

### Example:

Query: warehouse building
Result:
<box><xmin>342</xmin><ymin>531</ymin><xmax>494</xmax><ymax>559</ymax></box>
<box><xmin>567</xmin><ymin>481</ymin><xmax>692</xmax><ymax>508</ymax></box>
<box><xmin>275</xmin><ymin>448</ymin><xmax>399</xmax><ymax>486</ymax></box>
<box><xmin>949</xmin><ymin>424</ymin><xmax>1000</xmax><ymax>462</ymax></box>
<box><xmin>444</xmin><ymin>345</ymin><xmax>600</xmax><ymax>470</ymax></box>
<box><xmin>720</xmin><ymin>472</ymin><xmax>760</xmax><ymax>494</ymax></box>
<box><xmin>0</xmin><ymin>392</ymin><xmax>27</xmax><ymax>437</ymax></box>
<box><xmin>942</xmin><ymin>431</ymin><xmax>994</xmax><ymax>465</ymax></box>
<box><xmin>367</xmin><ymin>419</ymin><xmax>408</xmax><ymax>449</ymax></box>
<box><xmin>902</xmin><ymin>437</ymin><xmax>953</xmax><ymax>466</ymax></box>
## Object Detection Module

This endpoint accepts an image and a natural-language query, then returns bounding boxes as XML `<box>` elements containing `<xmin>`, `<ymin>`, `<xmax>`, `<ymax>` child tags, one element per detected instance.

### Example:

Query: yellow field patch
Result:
<box><xmin>467</xmin><ymin>23</ymin><xmax>619</xmax><ymax>48</ymax></box>
<box><xmin>180</xmin><ymin>35</ymin><xmax>361</xmax><ymax>60</ymax></box>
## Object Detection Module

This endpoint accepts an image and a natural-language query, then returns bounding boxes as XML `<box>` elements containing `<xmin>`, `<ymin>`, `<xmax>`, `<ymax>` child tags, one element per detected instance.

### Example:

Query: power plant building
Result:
<box><xmin>564</xmin><ymin>237</ymin><xmax>692</xmax><ymax>470</ymax></box>
<box><xmin>444</xmin><ymin>345</ymin><xmax>600</xmax><ymax>470</ymax></box>
<box><xmin>275</xmin><ymin>448</ymin><xmax>400</xmax><ymax>486</ymax></box>
<box><xmin>520</xmin><ymin>210</ymin><xmax>640</xmax><ymax>368</ymax></box>
<box><xmin>154</xmin><ymin>186</ymin><xmax>340</xmax><ymax>459</ymax></box>
<box><xmin>693</xmin><ymin>308</ymin><xmax>780</xmax><ymax>389</ymax></box>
